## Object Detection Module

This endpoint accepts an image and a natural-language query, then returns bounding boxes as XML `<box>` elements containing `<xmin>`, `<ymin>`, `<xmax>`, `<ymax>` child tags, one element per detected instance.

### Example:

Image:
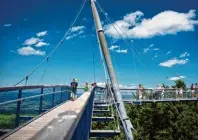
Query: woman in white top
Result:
<box><xmin>138</xmin><ymin>84</ymin><xmax>143</xmax><ymax>99</ymax></box>
<box><xmin>179</xmin><ymin>88</ymin><xmax>183</xmax><ymax>98</ymax></box>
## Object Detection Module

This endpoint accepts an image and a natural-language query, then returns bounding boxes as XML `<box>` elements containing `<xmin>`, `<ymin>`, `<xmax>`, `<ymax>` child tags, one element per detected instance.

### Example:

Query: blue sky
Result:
<box><xmin>0</xmin><ymin>0</ymin><xmax>198</xmax><ymax>88</ymax></box>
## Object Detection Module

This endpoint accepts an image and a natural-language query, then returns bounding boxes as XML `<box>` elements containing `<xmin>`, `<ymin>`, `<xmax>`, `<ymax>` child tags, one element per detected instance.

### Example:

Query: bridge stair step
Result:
<box><xmin>94</xmin><ymin>104</ymin><xmax>109</xmax><ymax>109</ymax></box>
<box><xmin>94</xmin><ymin>102</ymin><xmax>108</xmax><ymax>105</ymax></box>
<box><xmin>92</xmin><ymin>116</ymin><xmax>114</xmax><ymax>122</ymax></box>
<box><xmin>90</xmin><ymin>130</ymin><xmax>120</xmax><ymax>137</ymax></box>
<box><xmin>93</xmin><ymin>110</ymin><xmax>110</xmax><ymax>114</ymax></box>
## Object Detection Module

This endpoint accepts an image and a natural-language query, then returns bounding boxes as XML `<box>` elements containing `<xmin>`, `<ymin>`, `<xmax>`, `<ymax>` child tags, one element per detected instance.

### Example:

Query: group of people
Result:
<box><xmin>138</xmin><ymin>84</ymin><xmax>166</xmax><ymax>99</ymax></box>
<box><xmin>137</xmin><ymin>83</ymin><xmax>198</xmax><ymax>100</ymax></box>
<box><xmin>191</xmin><ymin>83</ymin><xmax>198</xmax><ymax>97</ymax></box>
<box><xmin>70</xmin><ymin>78</ymin><xmax>97</xmax><ymax>101</ymax></box>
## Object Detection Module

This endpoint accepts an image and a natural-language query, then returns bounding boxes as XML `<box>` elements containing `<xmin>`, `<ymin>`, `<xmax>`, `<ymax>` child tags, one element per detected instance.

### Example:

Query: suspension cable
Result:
<box><xmin>95</xmin><ymin>1</ymin><xmax>146</xmax><ymax>68</ymax></box>
<box><xmin>14</xmin><ymin>0</ymin><xmax>87</xmax><ymax>86</ymax></box>
<box><xmin>38</xmin><ymin>57</ymin><xmax>49</xmax><ymax>84</ymax></box>
<box><xmin>92</xmin><ymin>35</ymin><xmax>96</xmax><ymax>82</ymax></box>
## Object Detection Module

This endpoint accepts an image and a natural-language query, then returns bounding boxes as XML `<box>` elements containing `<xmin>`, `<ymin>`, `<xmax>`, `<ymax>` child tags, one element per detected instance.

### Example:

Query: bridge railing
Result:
<box><xmin>0</xmin><ymin>85</ymin><xmax>72</xmax><ymax>136</ymax></box>
<box><xmin>120</xmin><ymin>88</ymin><xmax>197</xmax><ymax>101</ymax></box>
<box><xmin>0</xmin><ymin>87</ymin><xmax>96</xmax><ymax>140</ymax></box>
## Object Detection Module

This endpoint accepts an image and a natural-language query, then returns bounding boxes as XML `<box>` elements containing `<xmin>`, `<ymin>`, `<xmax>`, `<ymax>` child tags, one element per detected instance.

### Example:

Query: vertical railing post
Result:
<box><xmin>39</xmin><ymin>88</ymin><xmax>44</xmax><ymax>114</ymax></box>
<box><xmin>15</xmin><ymin>89</ymin><xmax>22</xmax><ymax>127</ymax></box>
<box><xmin>60</xmin><ymin>87</ymin><xmax>63</xmax><ymax>103</ymax></box>
<box><xmin>52</xmin><ymin>87</ymin><xmax>55</xmax><ymax>107</ymax></box>
<box><xmin>152</xmin><ymin>89</ymin><xmax>154</xmax><ymax>100</ymax></box>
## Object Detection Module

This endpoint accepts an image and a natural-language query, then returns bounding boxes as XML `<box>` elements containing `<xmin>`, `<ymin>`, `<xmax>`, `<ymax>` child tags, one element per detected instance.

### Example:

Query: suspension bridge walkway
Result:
<box><xmin>0</xmin><ymin>85</ymin><xmax>197</xmax><ymax>139</ymax></box>
<box><xmin>1</xmin><ymin>0</ymin><xmax>197</xmax><ymax>139</ymax></box>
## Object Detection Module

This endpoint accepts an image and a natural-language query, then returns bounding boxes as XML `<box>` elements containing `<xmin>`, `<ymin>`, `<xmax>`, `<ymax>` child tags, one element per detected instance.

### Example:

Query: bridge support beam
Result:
<box><xmin>39</xmin><ymin>88</ymin><xmax>43</xmax><ymax>114</ymax></box>
<box><xmin>90</xmin><ymin>0</ymin><xmax>134</xmax><ymax>139</ymax></box>
<box><xmin>15</xmin><ymin>89</ymin><xmax>22</xmax><ymax>127</ymax></box>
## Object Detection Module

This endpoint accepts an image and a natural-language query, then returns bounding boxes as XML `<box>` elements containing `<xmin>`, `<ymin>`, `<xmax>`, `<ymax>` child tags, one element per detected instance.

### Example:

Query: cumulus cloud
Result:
<box><xmin>159</xmin><ymin>58</ymin><xmax>189</xmax><ymax>67</ymax></box>
<box><xmin>109</xmin><ymin>45</ymin><xmax>127</xmax><ymax>54</ymax></box>
<box><xmin>71</xmin><ymin>26</ymin><xmax>85</xmax><ymax>33</ymax></box>
<box><xmin>166</xmin><ymin>51</ymin><xmax>171</xmax><ymax>55</ymax></box>
<box><xmin>4</xmin><ymin>24</ymin><xmax>11</xmax><ymax>27</ymax></box>
<box><xmin>153</xmin><ymin>48</ymin><xmax>159</xmax><ymax>51</ymax></box>
<box><xmin>96</xmin><ymin>82</ymin><xmax>136</xmax><ymax>89</ymax></box>
<box><xmin>143</xmin><ymin>48</ymin><xmax>150</xmax><ymax>53</ymax></box>
<box><xmin>23</xmin><ymin>37</ymin><xmax>42</xmax><ymax>45</ymax></box>
<box><xmin>109</xmin><ymin>45</ymin><xmax>119</xmax><ymax>50</ymax></box>
<box><xmin>35</xmin><ymin>41</ymin><xmax>49</xmax><ymax>47</ymax></box>
<box><xmin>97</xmin><ymin>82</ymin><xmax>106</xmax><ymax>87</ymax></box>
<box><xmin>169</xmin><ymin>76</ymin><xmax>185</xmax><ymax>81</ymax></box>
<box><xmin>115</xmin><ymin>49</ymin><xmax>128</xmax><ymax>53</ymax></box>
<box><xmin>149</xmin><ymin>44</ymin><xmax>154</xmax><ymax>47</ymax></box>
<box><xmin>104</xmin><ymin>10</ymin><xmax>198</xmax><ymax>39</ymax></box>
<box><xmin>36</xmin><ymin>31</ymin><xmax>47</xmax><ymax>37</ymax></box>
<box><xmin>17</xmin><ymin>46</ymin><xmax>45</xmax><ymax>56</ymax></box>
<box><xmin>143</xmin><ymin>44</ymin><xmax>155</xmax><ymax>53</ymax></box>
<box><xmin>66</xmin><ymin>25</ymin><xmax>85</xmax><ymax>40</ymax></box>
<box><xmin>180</xmin><ymin>52</ymin><xmax>190</xmax><ymax>58</ymax></box>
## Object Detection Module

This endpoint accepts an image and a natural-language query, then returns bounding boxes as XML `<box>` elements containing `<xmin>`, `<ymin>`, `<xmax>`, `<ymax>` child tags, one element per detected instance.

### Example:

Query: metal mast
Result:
<box><xmin>89</xmin><ymin>0</ymin><xmax>134</xmax><ymax>139</ymax></box>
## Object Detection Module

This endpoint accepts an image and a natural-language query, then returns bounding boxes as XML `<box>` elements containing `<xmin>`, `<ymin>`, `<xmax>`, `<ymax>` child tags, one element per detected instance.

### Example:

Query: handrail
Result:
<box><xmin>2</xmin><ymin>89</ymin><xmax>95</xmax><ymax>140</ymax></box>
<box><xmin>0</xmin><ymin>85</ymin><xmax>70</xmax><ymax>92</ymax></box>
<box><xmin>120</xmin><ymin>88</ymin><xmax>193</xmax><ymax>90</ymax></box>
<box><xmin>0</xmin><ymin>90</ymin><xmax>73</xmax><ymax>106</ymax></box>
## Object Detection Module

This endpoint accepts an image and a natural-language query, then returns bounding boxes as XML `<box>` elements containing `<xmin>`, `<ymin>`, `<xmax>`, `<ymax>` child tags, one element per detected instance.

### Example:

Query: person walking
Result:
<box><xmin>70</xmin><ymin>78</ymin><xmax>78</xmax><ymax>101</ymax></box>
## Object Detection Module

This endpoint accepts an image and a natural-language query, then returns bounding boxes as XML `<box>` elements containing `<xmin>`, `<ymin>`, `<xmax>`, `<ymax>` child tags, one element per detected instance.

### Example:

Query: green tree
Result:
<box><xmin>172</xmin><ymin>79</ymin><xmax>186</xmax><ymax>89</ymax></box>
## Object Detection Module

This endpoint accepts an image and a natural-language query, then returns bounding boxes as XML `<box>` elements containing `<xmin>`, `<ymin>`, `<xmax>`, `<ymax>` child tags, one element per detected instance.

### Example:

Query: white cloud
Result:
<box><xmin>4</xmin><ymin>24</ymin><xmax>11</xmax><ymax>27</ymax></box>
<box><xmin>149</xmin><ymin>44</ymin><xmax>154</xmax><ymax>47</ymax></box>
<box><xmin>153</xmin><ymin>48</ymin><xmax>159</xmax><ymax>51</ymax></box>
<box><xmin>119</xmin><ymin>84</ymin><xmax>137</xmax><ymax>89</ymax></box>
<box><xmin>23</xmin><ymin>37</ymin><xmax>42</xmax><ymax>45</ymax></box>
<box><xmin>97</xmin><ymin>82</ymin><xmax>106</xmax><ymax>87</ymax></box>
<box><xmin>109</xmin><ymin>45</ymin><xmax>127</xmax><ymax>54</ymax></box>
<box><xmin>71</xmin><ymin>26</ymin><xmax>85</xmax><ymax>33</ymax></box>
<box><xmin>143</xmin><ymin>48</ymin><xmax>150</xmax><ymax>53</ymax></box>
<box><xmin>115</xmin><ymin>49</ymin><xmax>128</xmax><ymax>53</ymax></box>
<box><xmin>180</xmin><ymin>52</ymin><xmax>190</xmax><ymax>58</ymax></box>
<box><xmin>35</xmin><ymin>41</ymin><xmax>49</xmax><ymax>47</ymax></box>
<box><xmin>97</xmin><ymin>82</ymin><xmax>136</xmax><ymax>89</ymax></box>
<box><xmin>159</xmin><ymin>58</ymin><xmax>189</xmax><ymax>67</ymax></box>
<box><xmin>66</xmin><ymin>36</ymin><xmax>73</xmax><ymax>40</ymax></box>
<box><xmin>109</xmin><ymin>45</ymin><xmax>119</xmax><ymax>50</ymax></box>
<box><xmin>154</xmin><ymin>53</ymin><xmax>158</xmax><ymax>58</ymax></box>
<box><xmin>104</xmin><ymin>10</ymin><xmax>198</xmax><ymax>39</ymax></box>
<box><xmin>66</xmin><ymin>25</ymin><xmax>85</xmax><ymax>40</ymax></box>
<box><xmin>36</xmin><ymin>31</ymin><xmax>47</xmax><ymax>37</ymax></box>
<box><xmin>169</xmin><ymin>76</ymin><xmax>185</xmax><ymax>81</ymax></box>
<box><xmin>17</xmin><ymin>46</ymin><xmax>45</xmax><ymax>56</ymax></box>
<box><xmin>166</xmin><ymin>51</ymin><xmax>171</xmax><ymax>55</ymax></box>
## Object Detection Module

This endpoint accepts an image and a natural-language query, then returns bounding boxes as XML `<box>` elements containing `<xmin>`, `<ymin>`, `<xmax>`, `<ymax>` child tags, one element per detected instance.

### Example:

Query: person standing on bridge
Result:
<box><xmin>191</xmin><ymin>83</ymin><xmax>195</xmax><ymax>97</ymax></box>
<box><xmin>83</xmin><ymin>82</ymin><xmax>89</xmax><ymax>91</ymax></box>
<box><xmin>195</xmin><ymin>83</ymin><xmax>198</xmax><ymax>97</ymax></box>
<box><xmin>70</xmin><ymin>78</ymin><xmax>78</xmax><ymax>101</ymax></box>
<box><xmin>138</xmin><ymin>84</ymin><xmax>143</xmax><ymax>99</ymax></box>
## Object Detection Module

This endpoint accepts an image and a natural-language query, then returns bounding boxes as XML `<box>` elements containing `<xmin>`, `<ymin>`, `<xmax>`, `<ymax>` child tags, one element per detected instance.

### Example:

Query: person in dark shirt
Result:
<box><xmin>70</xmin><ymin>78</ymin><xmax>78</xmax><ymax>100</ymax></box>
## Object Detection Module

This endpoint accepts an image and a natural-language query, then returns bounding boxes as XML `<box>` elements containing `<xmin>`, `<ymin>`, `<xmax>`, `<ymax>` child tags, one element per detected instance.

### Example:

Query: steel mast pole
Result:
<box><xmin>89</xmin><ymin>0</ymin><xmax>134</xmax><ymax>139</ymax></box>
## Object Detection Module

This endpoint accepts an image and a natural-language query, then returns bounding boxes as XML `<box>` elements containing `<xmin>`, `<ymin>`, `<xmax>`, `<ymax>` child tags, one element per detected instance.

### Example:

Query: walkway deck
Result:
<box><xmin>1</xmin><ymin>91</ymin><xmax>92</xmax><ymax>140</ymax></box>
